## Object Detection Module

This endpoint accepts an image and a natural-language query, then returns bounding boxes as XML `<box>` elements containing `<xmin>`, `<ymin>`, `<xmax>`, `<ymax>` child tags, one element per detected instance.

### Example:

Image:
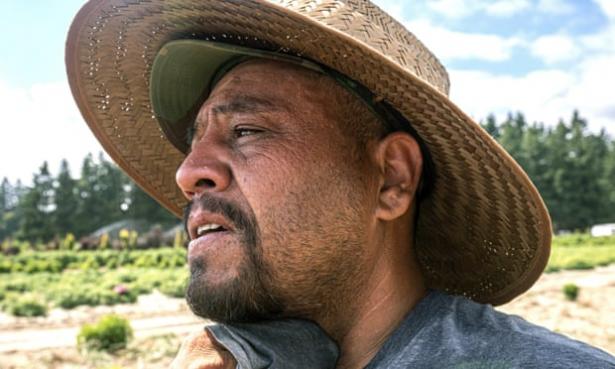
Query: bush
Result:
<box><xmin>2</xmin><ymin>279</ymin><xmax>31</xmax><ymax>292</ymax></box>
<box><xmin>563</xmin><ymin>283</ymin><xmax>580</xmax><ymax>301</ymax></box>
<box><xmin>60</xmin><ymin>233</ymin><xmax>77</xmax><ymax>250</ymax></box>
<box><xmin>53</xmin><ymin>285</ymin><xmax>137</xmax><ymax>309</ymax></box>
<box><xmin>77</xmin><ymin>314</ymin><xmax>133</xmax><ymax>352</ymax></box>
<box><xmin>5</xmin><ymin>295</ymin><xmax>47</xmax><ymax>317</ymax></box>
<box><xmin>54</xmin><ymin>287</ymin><xmax>100</xmax><ymax>309</ymax></box>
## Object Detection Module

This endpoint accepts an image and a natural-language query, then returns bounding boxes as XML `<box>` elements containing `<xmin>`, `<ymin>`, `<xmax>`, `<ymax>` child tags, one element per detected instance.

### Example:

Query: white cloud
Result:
<box><xmin>372</xmin><ymin>0</ymin><xmax>406</xmax><ymax>17</ymax></box>
<box><xmin>593</xmin><ymin>0</ymin><xmax>615</xmax><ymax>19</ymax></box>
<box><xmin>400</xmin><ymin>2</ymin><xmax>615</xmax><ymax>136</ymax></box>
<box><xmin>407</xmin><ymin>19</ymin><xmax>524</xmax><ymax>62</ymax></box>
<box><xmin>536</xmin><ymin>0</ymin><xmax>575</xmax><ymax>15</ymax></box>
<box><xmin>565</xmin><ymin>54</ymin><xmax>615</xmax><ymax>125</ymax></box>
<box><xmin>449</xmin><ymin>54</ymin><xmax>615</xmax><ymax>135</ymax></box>
<box><xmin>426</xmin><ymin>0</ymin><xmax>481</xmax><ymax>19</ymax></box>
<box><xmin>425</xmin><ymin>0</ymin><xmax>542</xmax><ymax>18</ymax></box>
<box><xmin>581</xmin><ymin>24</ymin><xmax>615</xmax><ymax>53</ymax></box>
<box><xmin>531</xmin><ymin>34</ymin><xmax>580</xmax><ymax>64</ymax></box>
<box><xmin>449</xmin><ymin>68</ymin><xmax>575</xmax><ymax>124</ymax></box>
<box><xmin>0</xmin><ymin>81</ymin><xmax>104</xmax><ymax>184</ymax></box>
<box><xmin>485</xmin><ymin>0</ymin><xmax>531</xmax><ymax>17</ymax></box>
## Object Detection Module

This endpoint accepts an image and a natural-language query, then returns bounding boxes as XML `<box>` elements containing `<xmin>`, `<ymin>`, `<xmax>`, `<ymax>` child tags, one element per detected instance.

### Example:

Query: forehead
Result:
<box><xmin>214</xmin><ymin>58</ymin><xmax>321</xmax><ymax>94</ymax></box>
<box><xmin>197</xmin><ymin>59</ymin><xmax>337</xmax><ymax>122</ymax></box>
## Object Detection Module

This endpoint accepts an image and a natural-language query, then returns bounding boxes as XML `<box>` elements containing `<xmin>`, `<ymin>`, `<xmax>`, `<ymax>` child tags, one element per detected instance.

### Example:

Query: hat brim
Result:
<box><xmin>150</xmin><ymin>39</ymin><xmax>325</xmax><ymax>153</ymax></box>
<box><xmin>66</xmin><ymin>0</ymin><xmax>552</xmax><ymax>305</ymax></box>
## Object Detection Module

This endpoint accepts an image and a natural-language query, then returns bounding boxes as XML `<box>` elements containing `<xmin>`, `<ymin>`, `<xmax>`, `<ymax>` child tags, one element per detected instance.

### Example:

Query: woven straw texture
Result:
<box><xmin>66</xmin><ymin>0</ymin><xmax>552</xmax><ymax>305</ymax></box>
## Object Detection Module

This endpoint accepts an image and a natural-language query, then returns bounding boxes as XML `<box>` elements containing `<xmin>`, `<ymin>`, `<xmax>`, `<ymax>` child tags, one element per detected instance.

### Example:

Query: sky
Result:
<box><xmin>1</xmin><ymin>0</ymin><xmax>614</xmax><ymax>185</ymax></box>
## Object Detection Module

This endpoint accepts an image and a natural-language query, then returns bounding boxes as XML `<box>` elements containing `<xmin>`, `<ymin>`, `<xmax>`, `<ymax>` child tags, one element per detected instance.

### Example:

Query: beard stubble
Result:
<box><xmin>183</xmin><ymin>196</ymin><xmax>284</xmax><ymax>323</ymax></box>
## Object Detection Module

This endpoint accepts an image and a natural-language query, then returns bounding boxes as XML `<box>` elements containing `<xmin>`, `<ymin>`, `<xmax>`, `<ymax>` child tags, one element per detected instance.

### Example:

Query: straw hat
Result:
<box><xmin>66</xmin><ymin>0</ymin><xmax>552</xmax><ymax>305</ymax></box>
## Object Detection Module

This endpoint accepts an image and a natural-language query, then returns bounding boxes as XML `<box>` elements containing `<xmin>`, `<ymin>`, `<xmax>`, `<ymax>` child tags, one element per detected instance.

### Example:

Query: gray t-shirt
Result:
<box><xmin>210</xmin><ymin>290</ymin><xmax>615</xmax><ymax>368</ymax></box>
<box><xmin>366</xmin><ymin>290</ymin><xmax>614</xmax><ymax>368</ymax></box>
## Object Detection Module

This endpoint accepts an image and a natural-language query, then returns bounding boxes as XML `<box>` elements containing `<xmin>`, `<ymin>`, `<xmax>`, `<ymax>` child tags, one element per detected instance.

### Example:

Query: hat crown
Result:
<box><xmin>271</xmin><ymin>0</ymin><xmax>450</xmax><ymax>96</ymax></box>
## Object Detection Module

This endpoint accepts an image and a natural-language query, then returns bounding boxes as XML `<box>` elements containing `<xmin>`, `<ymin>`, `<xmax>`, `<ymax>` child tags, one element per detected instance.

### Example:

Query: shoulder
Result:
<box><xmin>443</xmin><ymin>293</ymin><xmax>613</xmax><ymax>367</ymax></box>
<box><xmin>368</xmin><ymin>291</ymin><xmax>615</xmax><ymax>369</ymax></box>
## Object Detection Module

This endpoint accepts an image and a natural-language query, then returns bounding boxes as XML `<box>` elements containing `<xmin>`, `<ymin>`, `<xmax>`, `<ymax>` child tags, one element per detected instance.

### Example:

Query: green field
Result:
<box><xmin>546</xmin><ymin>234</ymin><xmax>615</xmax><ymax>272</ymax></box>
<box><xmin>0</xmin><ymin>267</ymin><xmax>188</xmax><ymax>316</ymax></box>
<box><xmin>1</xmin><ymin>234</ymin><xmax>614</xmax><ymax>316</ymax></box>
<box><xmin>0</xmin><ymin>248</ymin><xmax>188</xmax><ymax>316</ymax></box>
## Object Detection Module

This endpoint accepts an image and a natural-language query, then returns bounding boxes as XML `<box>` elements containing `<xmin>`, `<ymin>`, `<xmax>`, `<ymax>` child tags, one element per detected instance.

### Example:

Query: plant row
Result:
<box><xmin>0</xmin><ymin>267</ymin><xmax>188</xmax><ymax>316</ymax></box>
<box><xmin>551</xmin><ymin>233</ymin><xmax>615</xmax><ymax>248</ymax></box>
<box><xmin>0</xmin><ymin>247</ymin><xmax>187</xmax><ymax>274</ymax></box>
<box><xmin>546</xmin><ymin>242</ymin><xmax>615</xmax><ymax>273</ymax></box>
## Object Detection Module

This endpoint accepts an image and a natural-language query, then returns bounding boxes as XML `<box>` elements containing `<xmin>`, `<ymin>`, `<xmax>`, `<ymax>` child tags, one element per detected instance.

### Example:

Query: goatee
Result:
<box><xmin>183</xmin><ymin>196</ymin><xmax>284</xmax><ymax>322</ymax></box>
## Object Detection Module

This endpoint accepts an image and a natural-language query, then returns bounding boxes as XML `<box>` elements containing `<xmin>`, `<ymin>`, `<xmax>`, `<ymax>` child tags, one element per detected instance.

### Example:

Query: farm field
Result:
<box><xmin>1</xmin><ymin>265</ymin><xmax>612</xmax><ymax>368</ymax></box>
<box><xmin>0</xmin><ymin>235</ymin><xmax>613</xmax><ymax>368</ymax></box>
<box><xmin>547</xmin><ymin>233</ymin><xmax>615</xmax><ymax>272</ymax></box>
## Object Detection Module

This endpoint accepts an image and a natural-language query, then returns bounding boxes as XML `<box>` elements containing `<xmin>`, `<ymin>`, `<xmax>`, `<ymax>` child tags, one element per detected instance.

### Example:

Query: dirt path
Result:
<box><xmin>497</xmin><ymin>264</ymin><xmax>615</xmax><ymax>354</ymax></box>
<box><xmin>0</xmin><ymin>290</ymin><xmax>192</xmax><ymax>331</ymax></box>
<box><xmin>0</xmin><ymin>314</ymin><xmax>204</xmax><ymax>353</ymax></box>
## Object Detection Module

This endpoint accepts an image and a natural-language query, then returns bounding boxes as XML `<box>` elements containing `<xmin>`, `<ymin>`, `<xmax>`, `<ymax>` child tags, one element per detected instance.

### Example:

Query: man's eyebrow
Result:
<box><xmin>186</xmin><ymin>95</ymin><xmax>284</xmax><ymax>146</ymax></box>
<box><xmin>211</xmin><ymin>95</ymin><xmax>282</xmax><ymax>115</ymax></box>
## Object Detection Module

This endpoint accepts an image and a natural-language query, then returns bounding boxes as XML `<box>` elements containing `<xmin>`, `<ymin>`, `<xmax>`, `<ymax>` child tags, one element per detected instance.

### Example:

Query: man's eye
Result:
<box><xmin>233</xmin><ymin>127</ymin><xmax>262</xmax><ymax>138</ymax></box>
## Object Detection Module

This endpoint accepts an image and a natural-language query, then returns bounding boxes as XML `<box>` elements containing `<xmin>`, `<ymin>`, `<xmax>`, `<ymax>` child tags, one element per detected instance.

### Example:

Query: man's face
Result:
<box><xmin>177</xmin><ymin>60</ymin><xmax>378</xmax><ymax>323</ymax></box>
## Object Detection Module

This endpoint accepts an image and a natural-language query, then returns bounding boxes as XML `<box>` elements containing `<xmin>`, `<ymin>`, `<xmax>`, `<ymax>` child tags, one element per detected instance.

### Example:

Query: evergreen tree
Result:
<box><xmin>0</xmin><ymin>178</ymin><xmax>14</xmax><ymax>241</ymax></box>
<box><xmin>126</xmin><ymin>182</ymin><xmax>177</xmax><ymax>225</ymax></box>
<box><xmin>483</xmin><ymin>111</ymin><xmax>615</xmax><ymax>231</ymax></box>
<box><xmin>519</xmin><ymin>122</ymin><xmax>550</xmax><ymax>203</ymax></box>
<box><xmin>96</xmin><ymin>153</ymin><xmax>128</xmax><ymax>224</ymax></box>
<box><xmin>602</xmin><ymin>139</ymin><xmax>615</xmax><ymax>222</ymax></box>
<box><xmin>0</xmin><ymin>178</ymin><xmax>8</xmax><ymax>213</ymax></box>
<box><xmin>17</xmin><ymin>162</ymin><xmax>55</xmax><ymax>243</ymax></box>
<box><xmin>498</xmin><ymin>112</ymin><xmax>526</xmax><ymax>166</ymax></box>
<box><xmin>550</xmin><ymin>112</ymin><xmax>608</xmax><ymax>230</ymax></box>
<box><xmin>482</xmin><ymin>114</ymin><xmax>500</xmax><ymax>139</ymax></box>
<box><xmin>74</xmin><ymin>153</ymin><xmax>104</xmax><ymax>236</ymax></box>
<box><xmin>53</xmin><ymin>160</ymin><xmax>78</xmax><ymax>236</ymax></box>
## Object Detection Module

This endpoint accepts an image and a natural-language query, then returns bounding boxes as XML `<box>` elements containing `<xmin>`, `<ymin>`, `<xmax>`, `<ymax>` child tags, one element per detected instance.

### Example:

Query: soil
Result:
<box><xmin>1</xmin><ymin>266</ymin><xmax>613</xmax><ymax>368</ymax></box>
<box><xmin>496</xmin><ymin>264</ymin><xmax>615</xmax><ymax>354</ymax></box>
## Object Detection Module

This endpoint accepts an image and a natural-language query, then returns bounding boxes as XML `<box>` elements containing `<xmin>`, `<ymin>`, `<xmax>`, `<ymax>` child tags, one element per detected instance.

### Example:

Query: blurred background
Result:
<box><xmin>0</xmin><ymin>0</ymin><xmax>614</xmax><ymax>368</ymax></box>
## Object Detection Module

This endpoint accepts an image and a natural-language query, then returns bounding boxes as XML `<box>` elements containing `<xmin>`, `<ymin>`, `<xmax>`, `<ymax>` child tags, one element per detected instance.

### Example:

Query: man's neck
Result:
<box><xmin>323</xmin><ymin>236</ymin><xmax>426</xmax><ymax>369</ymax></box>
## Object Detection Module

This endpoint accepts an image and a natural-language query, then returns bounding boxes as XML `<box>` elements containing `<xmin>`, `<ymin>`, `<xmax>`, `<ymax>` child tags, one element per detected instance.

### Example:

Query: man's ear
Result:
<box><xmin>374</xmin><ymin>132</ymin><xmax>423</xmax><ymax>221</ymax></box>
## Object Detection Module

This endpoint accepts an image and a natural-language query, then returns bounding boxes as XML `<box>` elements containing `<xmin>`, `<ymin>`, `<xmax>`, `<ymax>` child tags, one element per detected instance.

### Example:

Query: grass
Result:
<box><xmin>552</xmin><ymin>233</ymin><xmax>615</xmax><ymax>247</ymax></box>
<box><xmin>546</xmin><ymin>234</ymin><xmax>615</xmax><ymax>273</ymax></box>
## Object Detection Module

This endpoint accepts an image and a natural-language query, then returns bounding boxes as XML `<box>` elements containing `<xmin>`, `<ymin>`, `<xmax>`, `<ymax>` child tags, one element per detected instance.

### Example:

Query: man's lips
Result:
<box><xmin>187</xmin><ymin>210</ymin><xmax>235</xmax><ymax>241</ymax></box>
<box><xmin>187</xmin><ymin>229</ymin><xmax>234</xmax><ymax>260</ymax></box>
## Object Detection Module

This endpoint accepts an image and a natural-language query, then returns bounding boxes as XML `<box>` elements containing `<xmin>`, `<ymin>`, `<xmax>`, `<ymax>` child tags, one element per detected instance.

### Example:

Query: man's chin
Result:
<box><xmin>186</xmin><ymin>259</ymin><xmax>284</xmax><ymax>323</ymax></box>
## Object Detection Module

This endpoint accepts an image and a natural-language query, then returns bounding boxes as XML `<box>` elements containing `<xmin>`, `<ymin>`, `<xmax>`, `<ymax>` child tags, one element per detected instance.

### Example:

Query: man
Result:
<box><xmin>66</xmin><ymin>1</ymin><xmax>615</xmax><ymax>368</ymax></box>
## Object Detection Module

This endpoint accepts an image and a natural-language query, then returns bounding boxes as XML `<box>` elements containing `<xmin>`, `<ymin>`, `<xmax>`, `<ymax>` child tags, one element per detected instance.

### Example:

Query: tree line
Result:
<box><xmin>1</xmin><ymin>110</ymin><xmax>614</xmax><ymax>244</ymax></box>
<box><xmin>0</xmin><ymin>153</ymin><xmax>176</xmax><ymax>244</ymax></box>
<box><xmin>481</xmin><ymin>110</ymin><xmax>615</xmax><ymax>231</ymax></box>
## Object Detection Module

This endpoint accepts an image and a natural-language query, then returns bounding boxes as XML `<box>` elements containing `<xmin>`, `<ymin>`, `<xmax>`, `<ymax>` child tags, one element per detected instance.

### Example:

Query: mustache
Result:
<box><xmin>183</xmin><ymin>196</ymin><xmax>259</xmax><ymax>241</ymax></box>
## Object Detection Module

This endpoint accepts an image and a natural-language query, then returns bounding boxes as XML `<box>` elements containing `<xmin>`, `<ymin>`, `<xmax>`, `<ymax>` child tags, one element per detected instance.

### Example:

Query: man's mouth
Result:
<box><xmin>188</xmin><ymin>217</ymin><xmax>235</xmax><ymax>260</ymax></box>
<box><xmin>188</xmin><ymin>210</ymin><xmax>235</xmax><ymax>241</ymax></box>
<box><xmin>196</xmin><ymin>223</ymin><xmax>228</xmax><ymax>238</ymax></box>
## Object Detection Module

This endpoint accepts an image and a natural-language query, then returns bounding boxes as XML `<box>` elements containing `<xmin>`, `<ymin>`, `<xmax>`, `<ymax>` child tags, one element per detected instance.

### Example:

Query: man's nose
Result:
<box><xmin>175</xmin><ymin>139</ymin><xmax>232</xmax><ymax>199</ymax></box>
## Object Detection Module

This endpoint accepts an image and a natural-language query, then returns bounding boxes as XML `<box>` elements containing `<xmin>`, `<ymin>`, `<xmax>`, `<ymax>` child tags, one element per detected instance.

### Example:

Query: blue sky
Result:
<box><xmin>0</xmin><ymin>1</ymin><xmax>84</xmax><ymax>86</ymax></box>
<box><xmin>1</xmin><ymin>0</ymin><xmax>614</xmax><ymax>184</ymax></box>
